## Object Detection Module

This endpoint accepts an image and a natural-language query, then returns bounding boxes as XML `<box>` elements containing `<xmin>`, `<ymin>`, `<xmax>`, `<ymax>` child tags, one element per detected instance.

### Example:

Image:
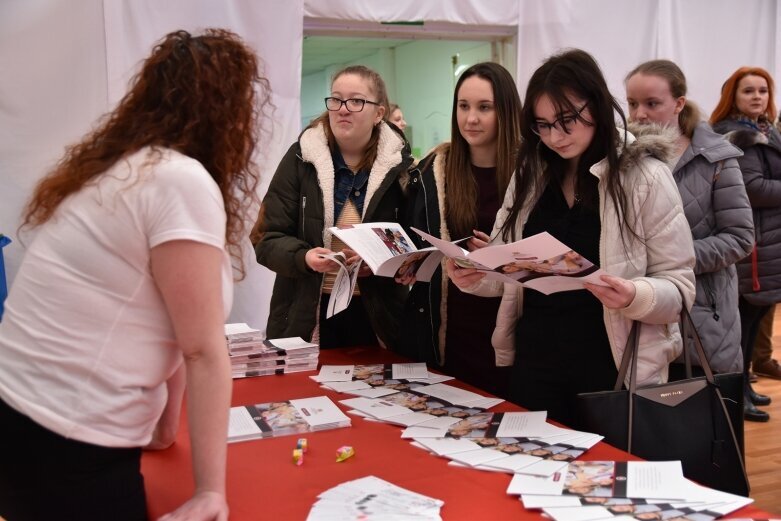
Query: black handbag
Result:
<box><xmin>576</xmin><ymin>308</ymin><xmax>750</xmax><ymax>496</ymax></box>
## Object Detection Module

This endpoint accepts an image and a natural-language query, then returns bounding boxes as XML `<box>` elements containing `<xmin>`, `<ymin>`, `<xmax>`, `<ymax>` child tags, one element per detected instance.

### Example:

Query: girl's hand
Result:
<box><xmin>342</xmin><ymin>248</ymin><xmax>372</xmax><ymax>277</ymax></box>
<box><xmin>467</xmin><ymin>230</ymin><xmax>491</xmax><ymax>251</ymax></box>
<box><xmin>446</xmin><ymin>259</ymin><xmax>485</xmax><ymax>289</ymax></box>
<box><xmin>305</xmin><ymin>247</ymin><xmax>341</xmax><ymax>273</ymax></box>
<box><xmin>584</xmin><ymin>275</ymin><xmax>636</xmax><ymax>309</ymax></box>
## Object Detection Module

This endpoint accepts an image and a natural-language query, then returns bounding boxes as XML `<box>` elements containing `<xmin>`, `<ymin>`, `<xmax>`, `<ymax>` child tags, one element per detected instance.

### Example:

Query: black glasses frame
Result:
<box><xmin>531</xmin><ymin>103</ymin><xmax>589</xmax><ymax>136</ymax></box>
<box><xmin>324</xmin><ymin>96</ymin><xmax>381</xmax><ymax>112</ymax></box>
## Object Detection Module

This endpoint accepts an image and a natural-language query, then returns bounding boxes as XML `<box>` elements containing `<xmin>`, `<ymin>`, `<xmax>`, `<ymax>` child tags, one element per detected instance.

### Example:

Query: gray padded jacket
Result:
<box><xmin>714</xmin><ymin>119</ymin><xmax>781</xmax><ymax>308</ymax></box>
<box><xmin>655</xmin><ymin>122</ymin><xmax>753</xmax><ymax>373</ymax></box>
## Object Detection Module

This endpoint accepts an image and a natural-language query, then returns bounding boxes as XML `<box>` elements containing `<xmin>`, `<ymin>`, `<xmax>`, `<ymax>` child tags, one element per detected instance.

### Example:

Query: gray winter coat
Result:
<box><xmin>655</xmin><ymin>122</ymin><xmax>753</xmax><ymax>373</ymax></box>
<box><xmin>713</xmin><ymin>119</ymin><xmax>781</xmax><ymax>307</ymax></box>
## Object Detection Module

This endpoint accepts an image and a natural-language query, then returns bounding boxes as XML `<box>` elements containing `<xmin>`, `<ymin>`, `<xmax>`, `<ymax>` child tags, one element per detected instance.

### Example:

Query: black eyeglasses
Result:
<box><xmin>531</xmin><ymin>103</ymin><xmax>589</xmax><ymax>137</ymax></box>
<box><xmin>325</xmin><ymin>97</ymin><xmax>381</xmax><ymax>112</ymax></box>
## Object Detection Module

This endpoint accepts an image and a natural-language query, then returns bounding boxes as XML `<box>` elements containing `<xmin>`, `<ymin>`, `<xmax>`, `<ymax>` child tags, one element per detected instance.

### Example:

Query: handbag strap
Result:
<box><xmin>613</xmin><ymin>307</ymin><xmax>749</xmax><ymax>487</ymax></box>
<box><xmin>612</xmin><ymin>307</ymin><xmax>717</xmax><ymax>391</ymax></box>
<box><xmin>679</xmin><ymin>306</ymin><xmax>716</xmax><ymax>383</ymax></box>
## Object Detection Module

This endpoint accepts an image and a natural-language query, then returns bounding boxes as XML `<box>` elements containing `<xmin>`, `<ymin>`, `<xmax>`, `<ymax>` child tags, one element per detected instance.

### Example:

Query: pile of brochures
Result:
<box><xmin>224</xmin><ymin>323</ymin><xmax>319</xmax><ymax>379</ymax></box>
<box><xmin>314</xmin><ymin>363</ymin><xmax>602</xmax><ymax>477</ymax></box>
<box><xmin>307</xmin><ymin>475</ymin><xmax>444</xmax><ymax>521</ymax></box>
<box><xmin>227</xmin><ymin>395</ymin><xmax>350</xmax><ymax>443</ymax></box>
<box><xmin>508</xmin><ymin>460</ymin><xmax>753</xmax><ymax>521</ymax></box>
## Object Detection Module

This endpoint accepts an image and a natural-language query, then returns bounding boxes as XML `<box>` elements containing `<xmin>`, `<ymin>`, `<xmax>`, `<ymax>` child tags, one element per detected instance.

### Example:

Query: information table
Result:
<box><xmin>142</xmin><ymin>346</ymin><xmax>770</xmax><ymax>520</ymax></box>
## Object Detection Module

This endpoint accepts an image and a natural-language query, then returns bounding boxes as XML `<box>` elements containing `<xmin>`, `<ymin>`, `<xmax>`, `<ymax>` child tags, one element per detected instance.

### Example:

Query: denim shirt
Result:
<box><xmin>332</xmin><ymin>148</ymin><xmax>369</xmax><ymax>221</ymax></box>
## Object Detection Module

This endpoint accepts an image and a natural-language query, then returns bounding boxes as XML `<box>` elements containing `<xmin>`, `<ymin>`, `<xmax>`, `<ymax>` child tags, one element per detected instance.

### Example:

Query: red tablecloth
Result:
<box><xmin>142</xmin><ymin>347</ymin><xmax>771</xmax><ymax>520</ymax></box>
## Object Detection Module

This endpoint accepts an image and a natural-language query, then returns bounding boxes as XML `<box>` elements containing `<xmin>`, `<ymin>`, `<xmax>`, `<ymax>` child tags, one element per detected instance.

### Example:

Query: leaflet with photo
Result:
<box><xmin>412</xmin><ymin>227</ymin><xmax>610</xmax><ymax>295</ymax></box>
<box><xmin>227</xmin><ymin>396</ymin><xmax>350</xmax><ymax>443</ymax></box>
<box><xmin>506</xmin><ymin>461</ymin><xmax>689</xmax><ymax>500</ymax></box>
<box><xmin>308</xmin><ymin>475</ymin><xmax>444</xmax><ymax>521</ymax></box>
<box><xmin>328</xmin><ymin>222</ymin><xmax>444</xmax><ymax>281</ymax></box>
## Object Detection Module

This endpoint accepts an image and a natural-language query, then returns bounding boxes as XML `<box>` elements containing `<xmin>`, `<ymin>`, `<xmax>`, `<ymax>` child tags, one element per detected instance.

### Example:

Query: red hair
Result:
<box><xmin>710</xmin><ymin>66</ymin><xmax>776</xmax><ymax>124</ymax></box>
<box><xmin>21</xmin><ymin>29</ymin><xmax>271</xmax><ymax>278</ymax></box>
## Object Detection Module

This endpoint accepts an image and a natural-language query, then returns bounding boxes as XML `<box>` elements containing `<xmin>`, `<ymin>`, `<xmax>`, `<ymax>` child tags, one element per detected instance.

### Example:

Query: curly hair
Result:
<box><xmin>710</xmin><ymin>66</ymin><xmax>776</xmax><ymax>125</ymax></box>
<box><xmin>21</xmin><ymin>29</ymin><xmax>271</xmax><ymax>278</ymax></box>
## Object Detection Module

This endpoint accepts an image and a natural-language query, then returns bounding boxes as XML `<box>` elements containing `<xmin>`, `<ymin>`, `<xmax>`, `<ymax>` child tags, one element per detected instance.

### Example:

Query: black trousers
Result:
<box><xmin>0</xmin><ymin>398</ymin><xmax>147</xmax><ymax>521</ymax></box>
<box><xmin>738</xmin><ymin>297</ymin><xmax>772</xmax><ymax>386</ymax></box>
<box><xmin>319</xmin><ymin>294</ymin><xmax>380</xmax><ymax>349</ymax></box>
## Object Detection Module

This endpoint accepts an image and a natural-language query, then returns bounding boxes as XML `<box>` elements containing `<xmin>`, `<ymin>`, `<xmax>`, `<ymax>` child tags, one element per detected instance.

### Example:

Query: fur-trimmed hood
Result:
<box><xmin>298</xmin><ymin>120</ymin><xmax>410</xmax><ymax>249</ymax></box>
<box><xmin>713</xmin><ymin>118</ymin><xmax>781</xmax><ymax>153</ymax></box>
<box><xmin>721</xmin><ymin>127</ymin><xmax>770</xmax><ymax>149</ymax></box>
<box><xmin>613</xmin><ymin>123</ymin><xmax>679</xmax><ymax>172</ymax></box>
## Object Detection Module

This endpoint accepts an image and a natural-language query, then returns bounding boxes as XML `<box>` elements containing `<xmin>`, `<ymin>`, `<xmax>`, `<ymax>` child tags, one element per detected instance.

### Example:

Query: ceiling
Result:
<box><xmin>302</xmin><ymin>36</ymin><xmax>410</xmax><ymax>76</ymax></box>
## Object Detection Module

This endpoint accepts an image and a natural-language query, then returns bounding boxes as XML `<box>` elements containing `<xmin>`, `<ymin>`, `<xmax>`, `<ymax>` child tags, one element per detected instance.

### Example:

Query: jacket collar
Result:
<box><xmin>299</xmin><ymin>121</ymin><xmax>407</xmax><ymax>221</ymax></box>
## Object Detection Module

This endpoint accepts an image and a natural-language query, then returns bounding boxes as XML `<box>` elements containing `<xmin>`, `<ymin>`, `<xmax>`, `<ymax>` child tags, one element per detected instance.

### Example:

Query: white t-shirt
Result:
<box><xmin>0</xmin><ymin>147</ymin><xmax>233</xmax><ymax>447</ymax></box>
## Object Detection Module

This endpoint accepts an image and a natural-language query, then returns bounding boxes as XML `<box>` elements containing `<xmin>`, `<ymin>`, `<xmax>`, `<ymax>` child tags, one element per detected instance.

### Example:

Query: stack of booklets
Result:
<box><xmin>225</xmin><ymin>323</ymin><xmax>319</xmax><ymax>379</ymax></box>
<box><xmin>312</xmin><ymin>363</ymin><xmax>458</xmax><ymax>398</ymax></box>
<box><xmin>307</xmin><ymin>475</ymin><xmax>444</xmax><ymax>521</ymax></box>
<box><xmin>507</xmin><ymin>460</ymin><xmax>753</xmax><ymax>521</ymax></box>
<box><xmin>228</xmin><ymin>396</ymin><xmax>350</xmax><ymax>443</ymax></box>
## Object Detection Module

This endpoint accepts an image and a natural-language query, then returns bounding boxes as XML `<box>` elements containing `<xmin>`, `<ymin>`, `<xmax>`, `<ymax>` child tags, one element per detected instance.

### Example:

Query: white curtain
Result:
<box><xmin>2</xmin><ymin>0</ymin><xmax>780</xmax><ymax>333</ymax></box>
<box><xmin>0</xmin><ymin>0</ymin><xmax>108</xmax><ymax>289</ymax></box>
<box><xmin>515</xmin><ymin>0</ymin><xmax>779</xmax><ymax>117</ymax></box>
<box><xmin>304</xmin><ymin>0</ymin><xmax>519</xmax><ymax>25</ymax></box>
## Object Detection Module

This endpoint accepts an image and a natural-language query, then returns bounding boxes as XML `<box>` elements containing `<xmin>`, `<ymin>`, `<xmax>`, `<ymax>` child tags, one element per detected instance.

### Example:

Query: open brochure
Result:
<box><xmin>228</xmin><ymin>396</ymin><xmax>350</xmax><ymax>443</ymax></box>
<box><xmin>328</xmin><ymin>222</ymin><xmax>446</xmax><ymax>282</ymax></box>
<box><xmin>412</xmin><ymin>227</ymin><xmax>609</xmax><ymax>295</ymax></box>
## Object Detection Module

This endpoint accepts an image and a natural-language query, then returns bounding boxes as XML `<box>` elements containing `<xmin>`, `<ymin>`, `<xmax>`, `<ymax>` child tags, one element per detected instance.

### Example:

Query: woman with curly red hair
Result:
<box><xmin>0</xmin><ymin>29</ymin><xmax>269</xmax><ymax>520</ymax></box>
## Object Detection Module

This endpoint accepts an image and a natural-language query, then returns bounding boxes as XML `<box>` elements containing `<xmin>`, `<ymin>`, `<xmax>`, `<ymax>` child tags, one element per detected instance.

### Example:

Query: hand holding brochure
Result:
<box><xmin>412</xmin><ymin>227</ymin><xmax>609</xmax><ymax>295</ymax></box>
<box><xmin>328</xmin><ymin>222</ymin><xmax>444</xmax><ymax>282</ymax></box>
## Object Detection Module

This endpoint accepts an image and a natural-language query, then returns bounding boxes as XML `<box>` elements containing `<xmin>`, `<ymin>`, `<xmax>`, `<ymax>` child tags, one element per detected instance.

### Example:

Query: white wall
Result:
<box><xmin>2</xmin><ymin>0</ymin><xmax>780</xmax><ymax>332</ymax></box>
<box><xmin>395</xmin><ymin>40</ymin><xmax>491</xmax><ymax>156</ymax></box>
<box><xmin>300</xmin><ymin>38</ymin><xmax>492</xmax><ymax>158</ymax></box>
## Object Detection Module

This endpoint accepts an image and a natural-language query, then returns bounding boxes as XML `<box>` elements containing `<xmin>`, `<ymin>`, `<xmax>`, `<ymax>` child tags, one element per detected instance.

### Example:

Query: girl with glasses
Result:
<box><xmin>403</xmin><ymin>62</ymin><xmax>522</xmax><ymax>399</ymax></box>
<box><xmin>711</xmin><ymin>66</ymin><xmax>781</xmax><ymax>422</ymax></box>
<box><xmin>447</xmin><ymin>49</ymin><xmax>695</xmax><ymax>427</ymax></box>
<box><xmin>255</xmin><ymin>65</ymin><xmax>413</xmax><ymax>350</ymax></box>
<box><xmin>625</xmin><ymin>60</ymin><xmax>756</xmax><ymax>418</ymax></box>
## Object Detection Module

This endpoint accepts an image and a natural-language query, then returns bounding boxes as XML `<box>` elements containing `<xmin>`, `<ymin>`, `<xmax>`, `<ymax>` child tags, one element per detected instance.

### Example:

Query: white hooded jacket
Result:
<box><xmin>465</xmin><ymin>130</ymin><xmax>696</xmax><ymax>386</ymax></box>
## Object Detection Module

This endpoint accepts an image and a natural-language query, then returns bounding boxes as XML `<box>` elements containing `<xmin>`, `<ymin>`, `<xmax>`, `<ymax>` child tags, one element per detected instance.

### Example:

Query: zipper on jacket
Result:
<box><xmin>301</xmin><ymin>196</ymin><xmax>307</xmax><ymax>237</ymax></box>
<box><xmin>702</xmin><ymin>275</ymin><xmax>719</xmax><ymax>321</ymax></box>
<box><xmin>395</xmin><ymin>207</ymin><xmax>398</xmax><ymax>221</ymax></box>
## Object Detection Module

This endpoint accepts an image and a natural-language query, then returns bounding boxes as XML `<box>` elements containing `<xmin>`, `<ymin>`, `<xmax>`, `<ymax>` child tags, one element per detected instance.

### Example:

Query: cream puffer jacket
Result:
<box><xmin>465</xmin><ymin>130</ymin><xmax>696</xmax><ymax>386</ymax></box>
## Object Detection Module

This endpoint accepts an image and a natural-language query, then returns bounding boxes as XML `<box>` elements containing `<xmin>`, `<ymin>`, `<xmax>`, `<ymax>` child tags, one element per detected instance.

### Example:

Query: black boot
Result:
<box><xmin>744</xmin><ymin>401</ymin><xmax>770</xmax><ymax>422</ymax></box>
<box><xmin>747</xmin><ymin>385</ymin><xmax>772</xmax><ymax>406</ymax></box>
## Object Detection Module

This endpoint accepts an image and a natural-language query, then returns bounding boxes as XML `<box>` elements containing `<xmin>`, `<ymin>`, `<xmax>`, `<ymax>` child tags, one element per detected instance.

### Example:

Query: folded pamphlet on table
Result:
<box><xmin>227</xmin><ymin>396</ymin><xmax>350</xmax><ymax>443</ymax></box>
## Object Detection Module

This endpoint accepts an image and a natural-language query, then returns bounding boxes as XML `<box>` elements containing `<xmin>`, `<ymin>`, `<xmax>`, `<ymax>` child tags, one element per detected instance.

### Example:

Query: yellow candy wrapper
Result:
<box><xmin>335</xmin><ymin>445</ymin><xmax>354</xmax><ymax>462</ymax></box>
<box><xmin>292</xmin><ymin>448</ymin><xmax>304</xmax><ymax>466</ymax></box>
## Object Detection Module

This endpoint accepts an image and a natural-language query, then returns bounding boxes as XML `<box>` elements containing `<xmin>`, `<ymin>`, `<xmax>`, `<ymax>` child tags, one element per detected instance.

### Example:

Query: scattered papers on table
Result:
<box><xmin>307</xmin><ymin>475</ymin><xmax>444</xmax><ymax>521</ymax></box>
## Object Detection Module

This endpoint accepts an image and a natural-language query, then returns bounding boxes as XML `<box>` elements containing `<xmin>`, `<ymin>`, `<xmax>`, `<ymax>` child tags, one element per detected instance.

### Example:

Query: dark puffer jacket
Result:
<box><xmin>255</xmin><ymin>122</ymin><xmax>414</xmax><ymax>349</ymax></box>
<box><xmin>634</xmin><ymin>123</ymin><xmax>752</xmax><ymax>373</ymax></box>
<box><xmin>714</xmin><ymin>119</ymin><xmax>781</xmax><ymax>307</ymax></box>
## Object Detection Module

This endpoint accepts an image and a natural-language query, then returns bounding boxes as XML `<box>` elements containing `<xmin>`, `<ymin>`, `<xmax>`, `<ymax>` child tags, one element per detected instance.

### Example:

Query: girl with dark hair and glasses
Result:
<box><xmin>403</xmin><ymin>62</ymin><xmax>523</xmax><ymax>399</ymax></box>
<box><xmin>448</xmin><ymin>49</ymin><xmax>695</xmax><ymax>427</ymax></box>
<box><xmin>255</xmin><ymin>65</ymin><xmax>413</xmax><ymax>350</ymax></box>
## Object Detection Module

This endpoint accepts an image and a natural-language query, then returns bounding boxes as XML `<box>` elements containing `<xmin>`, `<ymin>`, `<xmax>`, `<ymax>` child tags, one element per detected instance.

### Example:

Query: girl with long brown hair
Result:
<box><xmin>404</xmin><ymin>62</ymin><xmax>523</xmax><ymax>399</ymax></box>
<box><xmin>0</xmin><ymin>29</ymin><xmax>268</xmax><ymax>520</ymax></box>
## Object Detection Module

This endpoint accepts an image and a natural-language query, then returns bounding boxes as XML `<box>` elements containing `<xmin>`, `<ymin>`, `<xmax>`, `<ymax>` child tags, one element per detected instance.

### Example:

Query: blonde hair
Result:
<box><xmin>625</xmin><ymin>59</ymin><xmax>701</xmax><ymax>138</ymax></box>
